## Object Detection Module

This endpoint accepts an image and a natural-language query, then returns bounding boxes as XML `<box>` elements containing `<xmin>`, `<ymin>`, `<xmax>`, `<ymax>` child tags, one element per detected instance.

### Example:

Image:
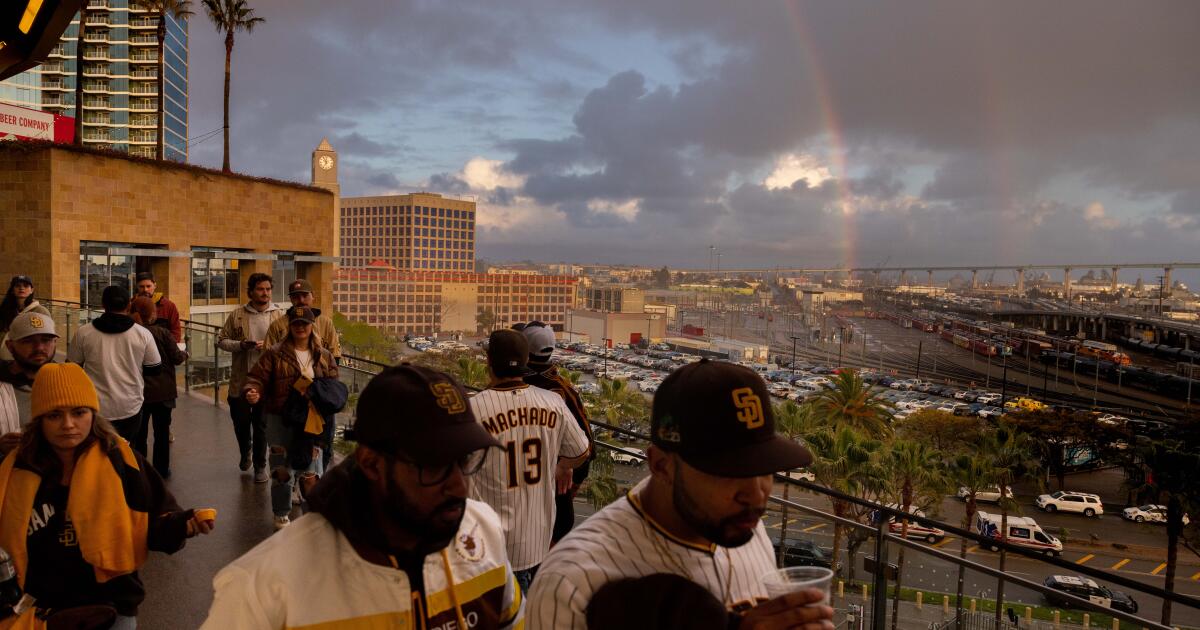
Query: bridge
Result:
<box><xmin>675</xmin><ymin>262</ymin><xmax>1200</xmax><ymax>299</ymax></box>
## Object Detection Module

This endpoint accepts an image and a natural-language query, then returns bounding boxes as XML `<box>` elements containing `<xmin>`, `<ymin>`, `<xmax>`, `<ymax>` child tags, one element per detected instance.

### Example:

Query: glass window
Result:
<box><xmin>1009</xmin><ymin>527</ymin><xmax>1030</xmax><ymax>539</ymax></box>
<box><xmin>192</xmin><ymin>257</ymin><xmax>208</xmax><ymax>302</ymax></box>
<box><xmin>209</xmin><ymin>259</ymin><xmax>226</xmax><ymax>301</ymax></box>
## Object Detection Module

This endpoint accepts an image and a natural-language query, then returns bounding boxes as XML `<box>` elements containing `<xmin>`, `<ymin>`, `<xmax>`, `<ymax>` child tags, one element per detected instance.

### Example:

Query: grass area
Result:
<box><xmin>836</xmin><ymin>580</ymin><xmax>1189</xmax><ymax>629</ymax></box>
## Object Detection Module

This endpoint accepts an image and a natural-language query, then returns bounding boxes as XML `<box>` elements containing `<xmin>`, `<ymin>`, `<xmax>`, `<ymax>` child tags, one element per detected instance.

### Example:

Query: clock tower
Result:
<box><xmin>311</xmin><ymin>138</ymin><xmax>341</xmax><ymax>264</ymax></box>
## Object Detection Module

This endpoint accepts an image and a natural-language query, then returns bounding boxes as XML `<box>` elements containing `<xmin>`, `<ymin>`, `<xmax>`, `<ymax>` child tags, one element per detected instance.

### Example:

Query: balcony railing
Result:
<box><xmin>83</xmin><ymin>98</ymin><xmax>109</xmax><ymax>108</ymax></box>
<box><xmin>129</xmin><ymin>17</ymin><xmax>158</xmax><ymax>28</ymax></box>
<box><xmin>82</xmin><ymin>132</ymin><xmax>111</xmax><ymax>141</ymax></box>
<box><xmin>130</xmin><ymin>35</ymin><xmax>157</xmax><ymax>45</ymax></box>
<box><xmin>129</xmin><ymin>85</ymin><xmax>158</xmax><ymax>95</ymax></box>
<box><xmin>49</xmin><ymin>45</ymin><xmax>68</xmax><ymax>57</ymax></box>
<box><xmin>83</xmin><ymin>49</ymin><xmax>108</xmax><ymax>60</ymax></box>
<box><xmin>131</xmin><ymin>69</ymin><xmax>157</xmax><ymax>78</ymax></box>
<box><xmin>41</xmin><ymin>95</ymin><xmax>65</xmax><ymax>105</ymax></box>
<box><xmin>129</xmin><ymin>116</ymin><xmax>156</xmax><ymax>127</ymax></box>
<box><xmin>86</xmin><ymin>0</ymin><xmax>108</xmax><ymax>8</ymax></box>
<box><xmin>84</xmin><ymin>81</ymin><xmax>108</xmax><ymax>92</ymax></box>
<box><xmin>39</xmin><ymin>62</ymin><xmax>66</xmax><ymax>73</ymax></box>
<box><xmin>129</xmin><ymin>132</ymin><xmax>157</xmax><ymax>143</ymax></box>
<box><xmin>130</xmin><ymin>100</ymin><xmax>155</xmax><ymax>111</ymax></box>
<box><xmin>130</xmin><ymin>51</ymin><xmax>157</xmax><ymax>62</ymax></box>
<box><xmin>83</xmin><ymin>32</ymin><xmax>109</xmax><ymax>42</ymax></box>
<box><xmin>33</xmin><ymin>299</ymin><xmax>1200</xmax><ymax>630</ymax></box>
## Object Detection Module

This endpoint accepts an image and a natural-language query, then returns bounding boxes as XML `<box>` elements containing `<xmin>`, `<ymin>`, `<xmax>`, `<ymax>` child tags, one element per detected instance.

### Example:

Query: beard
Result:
<box><xmin>672</xmin><ymin>468</ymin><xmax>764</xmax><ymax>548</ymax></box>
<box><xmin>380</xmin><ymin>474</ymin><xmax>466</xmax><ymax>554</ymax></box>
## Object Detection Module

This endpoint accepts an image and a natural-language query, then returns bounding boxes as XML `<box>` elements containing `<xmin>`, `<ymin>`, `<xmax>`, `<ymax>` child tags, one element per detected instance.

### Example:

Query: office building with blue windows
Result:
<box><xmin>0</xmin><ymin>0</ymin><xmax>188</xmax><ymax>161</ymax></box>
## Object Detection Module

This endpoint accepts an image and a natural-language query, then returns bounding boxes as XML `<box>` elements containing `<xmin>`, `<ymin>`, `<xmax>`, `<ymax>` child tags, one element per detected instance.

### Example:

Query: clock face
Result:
<box><xmin>318</xmin><ymin>155</ymin><xmax>333</xmax><ymax>170</ymax></box>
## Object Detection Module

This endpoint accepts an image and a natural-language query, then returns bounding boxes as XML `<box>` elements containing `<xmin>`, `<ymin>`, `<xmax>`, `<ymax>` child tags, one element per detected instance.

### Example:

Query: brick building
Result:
<box><xmin>334</xmin><ymin>266</ymin><xmax>577</xmax><ymax>336</ymax></box>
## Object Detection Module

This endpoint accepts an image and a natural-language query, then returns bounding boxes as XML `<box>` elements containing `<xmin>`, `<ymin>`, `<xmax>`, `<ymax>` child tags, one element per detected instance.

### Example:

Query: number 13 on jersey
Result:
<box><xmin>503</xmin><ymin>437</ymin><xmax>543</xmax><ymax>488</ymax></box>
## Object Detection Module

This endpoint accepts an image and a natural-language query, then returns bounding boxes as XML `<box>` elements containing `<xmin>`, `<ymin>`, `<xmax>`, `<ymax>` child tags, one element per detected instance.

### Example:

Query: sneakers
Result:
<box><xmin>239</xmin><ymin>452</ymin><xmax>252</xmax><ymax>472</ymax></box>
<box><xmin>273</xmin><ymin>515</ymin><xmax>290</xmax><ymax>530</ymax></box>
<box><xmin>254</xmin><ymin>467</ymin><xmax>269</xmax><ymax>483</ymax></box>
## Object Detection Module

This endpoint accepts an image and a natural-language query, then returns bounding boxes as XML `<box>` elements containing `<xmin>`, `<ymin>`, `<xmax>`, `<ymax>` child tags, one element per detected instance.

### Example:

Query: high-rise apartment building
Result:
<box><xmin>0</xmin><ymin>1</ymin><xmax>188</xmax><ymax>160</ymax></box>
<box><xmin>340</xmin><ymin>193</ymin><xmax>476</xmax><ymax>271</ymax></box>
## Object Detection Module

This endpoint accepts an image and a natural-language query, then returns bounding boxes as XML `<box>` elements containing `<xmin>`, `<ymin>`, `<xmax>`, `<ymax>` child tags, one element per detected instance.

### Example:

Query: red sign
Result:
<box><xmin>0</xmin><ymin>101</ymin><xmax>74</xmax><ymax>143</ymax></box>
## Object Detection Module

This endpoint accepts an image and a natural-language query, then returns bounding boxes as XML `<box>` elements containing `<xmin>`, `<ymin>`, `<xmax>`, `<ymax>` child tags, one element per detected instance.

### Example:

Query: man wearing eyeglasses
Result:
<box><xmin>201</xmin><ymin>364</ymin><xmax>525</xmax><ymax>629</ymax></box>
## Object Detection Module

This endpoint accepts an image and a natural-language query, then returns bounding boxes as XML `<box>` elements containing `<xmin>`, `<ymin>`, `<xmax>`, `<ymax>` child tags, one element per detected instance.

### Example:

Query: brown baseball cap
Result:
<box><xmin>346</xmin><ymin>364</ymin><xmax>500</xmax><ymax>464</ymax></box>
<box><xmin>651</xmin><ymin>359</ymin><xmax>812</xmax><ymax>477</ymax></box>
<box><xmin>486</xmin><ymin>329</ymin><xmax>533</xmax><ymax>378</ymax></box>
<box><xmin>287</xmin><ymin>305</ymin><xmax>320</xmax><ymax>324</ymax></box>
<box><xmin>288</xmin><ymin>279</ymin><xmax>314</xmax><ymax>295</ymax></box>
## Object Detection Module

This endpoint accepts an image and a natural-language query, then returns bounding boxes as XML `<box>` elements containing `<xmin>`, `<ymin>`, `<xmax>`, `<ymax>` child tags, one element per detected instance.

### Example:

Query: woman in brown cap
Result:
<box><xmin>0</xmin><ymin>363</ymin><xmax>214</xmax><ymax>629</ymax></box>
<box><xmin>244</xmin><ymin>305</ymin><xmax>338</xmax><ymax>531</ymax></box>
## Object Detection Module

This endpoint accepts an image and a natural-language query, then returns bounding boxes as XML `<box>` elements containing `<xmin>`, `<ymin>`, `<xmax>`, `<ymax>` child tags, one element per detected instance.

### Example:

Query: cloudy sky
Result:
<box><xmin>185</xmin><ymin>0</ymin><xmax>1200</xmax><ymax>278</ymax></box>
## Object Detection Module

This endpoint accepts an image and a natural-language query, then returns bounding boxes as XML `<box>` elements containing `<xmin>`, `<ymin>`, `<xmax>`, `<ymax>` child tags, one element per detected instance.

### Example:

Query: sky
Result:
<box><xmin>184</xmin><ymin>0</ymin><xmax>1200</xmax><ymax>279</ymax></box>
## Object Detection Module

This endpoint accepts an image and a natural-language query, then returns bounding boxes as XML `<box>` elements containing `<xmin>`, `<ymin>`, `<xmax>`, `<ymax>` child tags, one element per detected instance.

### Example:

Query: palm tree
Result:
<box><xmin>948</xmin><ymin>451</ymin><xmax>1004</xmax><ymax>621</ymax></box>
<box><xmin>201</xmin><ymin>0</ymin><xmax>264</xmax><ymax>172</ymax></box>
<box><xmin>73</xmin><ymin>5</ymin><xmax>89</xmax><ymax>146</ymax></box>
<box><xmin>883</xmin><ymin>439</ymin><xmax>950</xmax><ymax>630</ymax></box>
<box><xmin>141</xmin><ymin>0</ymin><xmax>193</xmax><ymax>160</ymax></box>
<box><xmin>805</xmin><ymin>426</ymin><xmax>883</xmax><ymax>578</ymax></box>
<box><xmin>1134</xmin><ymin>433</ymin><xmax>1200</xmax><ymax>625</ymax></box>
<box><xmin>986</xmin><ymin>423</ymin><xmax>1041</xmax><ymax>627</ymax></box>
<box><xmin>806</xmin><ymin>370</ymin><xmax>894</xmax><ymax>438</ymax></box>
<box><xmin>591</xmin><ymin>378</ymin><xmax>649</xmax><ymax>430</ymax></box>
<box><xmin>774</xmin><ymin>401</ymin><xmax>818</xmax><ymax>564</ymax></box>
<box><xmin>453</xmin><ymin>356</ymin><xmax>488</xmax><ymax>389</ymax></box>
<box><xmin>559</xmin><ymin>368</ymin><xmax>583</xmax><ymax>386</ymax></box>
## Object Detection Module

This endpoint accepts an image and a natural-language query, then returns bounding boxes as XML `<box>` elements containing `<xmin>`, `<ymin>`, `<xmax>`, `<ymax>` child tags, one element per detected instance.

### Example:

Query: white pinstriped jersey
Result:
<box><xmin>469</xmin><ymin>383</ymin><xmax>590</xmax><ymax>571</ymax></box>
<box><xmin>526</xmin><ymin>480</ymin><xmax>777</xmax><ymax>629</ymax></box>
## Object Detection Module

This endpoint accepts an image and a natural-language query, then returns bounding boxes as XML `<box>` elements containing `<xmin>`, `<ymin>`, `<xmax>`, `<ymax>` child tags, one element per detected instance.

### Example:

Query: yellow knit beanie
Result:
<box><xmin>31</xmin><ymin>363</ymin><xmax>100</xmax><ymax>419</ymax></box>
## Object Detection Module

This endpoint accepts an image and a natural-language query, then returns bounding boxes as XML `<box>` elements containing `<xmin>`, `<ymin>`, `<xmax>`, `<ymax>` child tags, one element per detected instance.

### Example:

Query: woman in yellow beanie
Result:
<box><xmin>0</xmin><ymin>363</ymin><xmax>214</xmax><ymax>629</ymax></box>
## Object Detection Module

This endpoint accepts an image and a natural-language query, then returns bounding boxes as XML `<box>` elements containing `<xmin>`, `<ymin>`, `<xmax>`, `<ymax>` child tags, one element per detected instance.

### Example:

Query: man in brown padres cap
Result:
<box><xmin>529</xmin><ymin>359</ymin><xmax>832</xmax><ymax>629</ymax></box>
<box><xmin>264</xmin><ymin>278</ymin><xmax>342</xmax><ymax>359</ymax></box>
<box><xmin>204</xmin><ymin>364</ymin><xmax>525</xmax><ymax>629</ymax></box>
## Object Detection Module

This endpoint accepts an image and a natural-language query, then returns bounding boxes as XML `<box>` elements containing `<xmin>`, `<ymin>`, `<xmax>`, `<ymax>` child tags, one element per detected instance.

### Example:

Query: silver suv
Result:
<box><xmin>1036</xmin><ymin>491</ymin><xmax>1103</xmax><ymax>517</ymax></box>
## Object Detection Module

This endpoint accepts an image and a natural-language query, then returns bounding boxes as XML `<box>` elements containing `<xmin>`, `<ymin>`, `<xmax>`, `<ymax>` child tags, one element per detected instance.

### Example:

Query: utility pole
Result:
<box><xmin>1000</xmin><ymin>354</ymin><xmax>1009</xmax><ymax>409</ymax></box>
<box><xmin>791</xmin><ymin>336</ymin><xmax>801</xmax><ymax>376</ymax></box>
<box><xmin>1025</xmin><ymin>343</ymin><xmax>1032</xmax><ymax>396</ymax></box>
<box><xmin>915</xmin><ymin>340</ymin><xmax>923</xmax><ymax>381</ymax></box>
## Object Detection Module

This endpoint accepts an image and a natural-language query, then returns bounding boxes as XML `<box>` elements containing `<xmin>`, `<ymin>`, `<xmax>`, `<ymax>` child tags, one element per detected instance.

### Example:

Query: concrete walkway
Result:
<box><xmin>137</xmin><ymin>392</ymin><xmax>277</xmax><ymax>628</ymax></box>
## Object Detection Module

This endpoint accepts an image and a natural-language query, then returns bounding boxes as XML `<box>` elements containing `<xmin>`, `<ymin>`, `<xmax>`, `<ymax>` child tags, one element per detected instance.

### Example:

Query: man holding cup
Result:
<box><xmin>528</xmin><ymin>359</ymin><xmax>833</xmax><ymax>629</ymax></box>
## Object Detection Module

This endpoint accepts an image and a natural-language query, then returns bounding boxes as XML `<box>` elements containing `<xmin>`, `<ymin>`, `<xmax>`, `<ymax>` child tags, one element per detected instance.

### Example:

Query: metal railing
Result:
<box><xmin>35</xmin><ymin>299</ymin><xmax>1200</xmax><ymax>629</ymax></box>
<box><xmin>587</xmin><ymin>418</ymin><xmax>1199</xmax><ymax>630</ymax></box>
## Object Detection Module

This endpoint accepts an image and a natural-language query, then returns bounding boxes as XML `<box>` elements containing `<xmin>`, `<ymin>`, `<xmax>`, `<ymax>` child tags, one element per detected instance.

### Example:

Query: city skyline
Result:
<box><xmin>184</xmin><ymin>2</ymin><xmax>1197</xmax><ymax>272</ymax></box>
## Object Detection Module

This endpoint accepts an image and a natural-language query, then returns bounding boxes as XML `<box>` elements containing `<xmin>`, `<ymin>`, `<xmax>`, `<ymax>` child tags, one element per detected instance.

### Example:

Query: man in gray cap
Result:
<box><xmin>0</xmin><ymin>311</ymin><xmax>59</xmax><ymax>453</ymax></box>
<box><xmin>519</xmin><ymin>321</ymin><xmax>594</xmax><ymax>543</ymax></box>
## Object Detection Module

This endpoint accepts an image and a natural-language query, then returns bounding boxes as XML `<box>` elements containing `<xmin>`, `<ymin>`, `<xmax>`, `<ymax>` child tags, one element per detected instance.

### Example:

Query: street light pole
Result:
<box><xmin>1000</xmin><ymin>355</ymin><xmax>1009</xmax><ymax>409</ymax></box>
<box><xmin>915</xmin><ymin>340</ymin><xmax>923</xmax><ymax>381</ymax></box>
<box><xmin>791</xmin><ymin>336</ymin><xmax>801</xmax><ymax>376</ymax></box>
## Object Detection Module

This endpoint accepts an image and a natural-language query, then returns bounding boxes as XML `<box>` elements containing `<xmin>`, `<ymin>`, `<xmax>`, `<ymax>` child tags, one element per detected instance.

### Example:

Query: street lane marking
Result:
<box><xmin>933</xmin><ymin>537</ymin><xmax>955</xmax><ymax>548</ymax></box>
<box><xmin>1076</xmin><ymin>554</ymin><xmax>1095</xmax><ymax>565</ymax></box>
<box><xmin>1111</xmin><ymin>559</ymin><xmax>1131</xmax><ymax>570</ymax></box>
<box><xmin>1191</xmin><ymin>571</ymin><xmax>1200</xmax><ymax>582</ymax></box>
<box><xmin>802</xmin><ymin>523</ymin><xmax>827</xmax><ymax>533</ymax></box>
<box><xmin>767</xmin><ymin>518</ymin><xmax>800</xmax><ymax>530</ymax></box>
<box><xmin>966</xmin><ymin>545</ymin><xmax>979</xmax><ymax>553</ymax></box>
<box><xmin>1151</xmin><ymin>563</ymin><xmax>1167</xmax><ymax>576</ymax></box>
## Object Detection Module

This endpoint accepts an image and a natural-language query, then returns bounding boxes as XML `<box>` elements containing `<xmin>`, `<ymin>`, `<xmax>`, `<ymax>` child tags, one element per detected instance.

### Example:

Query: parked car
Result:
<box><xmin>877</xmin><ymin>505</ymin><xmax>945</xmax><ymax>544</ymax></box>
<box><xmin>1036</xmin><ymin>491</ymin><xmax>1104</xmax><ymax>517</ymax></box>
<box><xmin>772</xmin><ymin>538</ymin><xmax>832</xmax><ymax>569</ymax></box>
<box><xmin>975</xmin><ymin>393</ymin><xmax>1002</xmax><ymax>405</ymax></box>
<box><xmin>1043</xmin><ymin>575</ymin><xmax>1138</xmax><ymax>614</ymax></box>
<box><xmin>611</xmin><ymin>448</ymin><xmax>646</xmax><ymax>465</ymax></box>
<box><xmin>955</xmin><ymin>487</ymin><xmax>1003</xmax><ymax>501</ymax></box>
<box><xmin>976</xmin><ymin>512</ymin><xmax>1062</xmax><ymax>556</ymax></box>
<box><xmin>1121</xmin><ymin>504</ymin><xmax>1191</xmax><ymax>525</ymax></box>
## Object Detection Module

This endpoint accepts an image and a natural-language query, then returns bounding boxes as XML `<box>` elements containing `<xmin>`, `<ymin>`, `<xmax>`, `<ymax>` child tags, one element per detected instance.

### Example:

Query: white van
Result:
<box><xmin>975</xmin><ymin>511</ymin><xmax>1062</xmax><ymax>556</ymax></box>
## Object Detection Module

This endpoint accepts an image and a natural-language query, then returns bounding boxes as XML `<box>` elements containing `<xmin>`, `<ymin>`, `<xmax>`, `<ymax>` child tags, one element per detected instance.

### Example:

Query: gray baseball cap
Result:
<box><xmin>8</xmin><ymin>312</ymin><xmax>58</xmax><ymax>341</ymax></box>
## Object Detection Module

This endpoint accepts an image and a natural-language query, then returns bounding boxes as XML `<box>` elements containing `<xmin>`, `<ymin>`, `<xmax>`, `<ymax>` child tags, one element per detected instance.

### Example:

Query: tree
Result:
<box><xmin>1007</xmin><ymin>408</ymin><xmax>1132</xmax><ymax>490</ymax></box>
<box><xmin>141</xmin><ymin>0</ymin><xmax>193</xmax><ymax>161</ymax></box>
<box><xmin>804</xmin><ymin>426</ymin><xmax>883</xmax><ymax>579</ymax></box>
<box><xmin>332</xmin><ymin>311</ymin><xmax>397</xmax><ymax>363</ymax></box>
<box><xmin>1132</xmin><ymin>420</ymin><xmax>1200</xmax><ymax>625</ymax></box>
<box><xmin>73</xmin><ymin>4</ymin><xmax>89</xmax><ymax>146</ymax></box>
<box><xmin>774</xmin><ymin>401</ymin><xmax>817</xmax><ymax>564</ymax></box>
<box><xmin>653</xmin><ymin>266</ymin><xmax>672</xmax><ymax>289</ymax></box>
<box><xmin>558</xmin><ymin>368</ymin><xmax>583</xmax><ymax>386</ymax></box>
<box><xmin>805</xmin><ymin>370</ymin><xmax>894</xmax><ymax>438</ymax></box>
<box><xmin>948</xmin><ymin>450</ymin><xmax>1004</xmax><ymax>618</ymax></box>
<box><xmin>986</xmin><ymin>423</ymin><xmax>1041</xmax><ymax>627</ymax></box>
<box><xmin>895</xmin><ymin>409</ymin><xmax>985</xmax><ymax>454</ymax></box>
<box><xmin>587</xmin><ymin>378</ymin><xmax>649</xmax><ymax>431</ymax></box>
<box><xmin>580</xmin><ymin>448</ymin><xmax>621</xmax><ymax>509</ymax></box>
<box><xmin>475</xmin><ymin>307</ymin><xmax>497</xmax><ymax>334</ymax></box>
<box><xmin>201</xmin><ymin>0</ymin><xmax>264</xmax><ymax>172</ymax></box>
<box><xmin>453</xmin><ymin>356</ymin><xmax>488</xmax><ymax>389</ymax></box>
<box><xmin>882</xmin><ymin>440</ymin><xmax>950</xmax><ymax>630</ymax></box>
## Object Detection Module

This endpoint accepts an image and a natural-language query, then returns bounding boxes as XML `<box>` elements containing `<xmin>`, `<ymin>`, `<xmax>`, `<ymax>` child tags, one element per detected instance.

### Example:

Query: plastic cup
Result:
<box><xmin>194</xmin><ymin>508</ymin><xmax>217</xmax><ymax>523</ymax></box>
<box><xmin>761</xmin><ymin>566</ymin><xmax>834</xmax><ymax>601</ymax></box>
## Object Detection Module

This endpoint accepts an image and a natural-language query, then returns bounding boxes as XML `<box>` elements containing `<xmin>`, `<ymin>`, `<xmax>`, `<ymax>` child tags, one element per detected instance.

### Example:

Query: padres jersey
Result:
<box><xmin>526</xmin><ymin>479</ymin><xmax>778</xmax><ymax>629</ymax></box>
<box><xmin>470</xmin><ymin>383</ymin><xmax>590</xmax><ymax>571</ymax></box>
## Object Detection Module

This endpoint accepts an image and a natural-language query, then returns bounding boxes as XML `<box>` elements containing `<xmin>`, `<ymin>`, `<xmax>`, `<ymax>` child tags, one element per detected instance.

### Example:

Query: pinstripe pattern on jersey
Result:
<box><xmin>527</xmin><ymin>481</ymin><xmax>777</xmax><ymax>630</ymax></box>
<box><xmin>469</xmin><ymin>383</ymin><xmax>590</xmax><ymax>571</ymax></box>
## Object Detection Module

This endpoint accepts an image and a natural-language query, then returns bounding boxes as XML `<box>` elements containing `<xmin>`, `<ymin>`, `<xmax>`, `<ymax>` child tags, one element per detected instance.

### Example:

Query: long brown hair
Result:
<box><xmin>15</xmin><ymin>409</ymin><xmax>121</xmax><ymax>483</ymax></box>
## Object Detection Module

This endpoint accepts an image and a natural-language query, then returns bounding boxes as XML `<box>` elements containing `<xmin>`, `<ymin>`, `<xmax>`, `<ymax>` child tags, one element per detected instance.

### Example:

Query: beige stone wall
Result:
<box><xmin>0</xmin><ymin>144</ymin><xmax>335</xmax><ymax>318</ymax></box>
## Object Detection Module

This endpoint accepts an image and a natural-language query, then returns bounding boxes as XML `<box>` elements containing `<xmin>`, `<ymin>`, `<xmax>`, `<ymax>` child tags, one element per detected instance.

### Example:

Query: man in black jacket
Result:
<box><xmin>520</xmin><ymin>321</ymin><xmax>594</xmax><ymax>543</ymax></box>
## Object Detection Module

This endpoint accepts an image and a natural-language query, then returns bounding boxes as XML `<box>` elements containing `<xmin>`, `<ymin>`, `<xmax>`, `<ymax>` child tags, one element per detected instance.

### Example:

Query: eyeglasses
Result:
<box><xmin>392</xmin><ymin>448</ymin><xmax>489</xmax><ymax>486</ymax></box>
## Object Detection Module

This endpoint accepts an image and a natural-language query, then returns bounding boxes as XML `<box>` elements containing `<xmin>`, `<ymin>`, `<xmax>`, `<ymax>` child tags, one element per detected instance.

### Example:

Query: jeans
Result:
<box><xmin>265</xmin><ymin>412</ymin><xmax>323</xmax><ymax>518</ymax></box>
<box><xmin>134</xmin><ymin>402</ymin><xmax>174</xmax><ymax>476</ymax></box>
<box><xmin>110</xmin><ymin>413</ymin><xmax>142</xmax><ymax>446</ymax></box>
<box><xmin>228</xmin><ymin>396</ymin><xmax>267</xmax><ymax>469</ymax></box>
<box><xmin>514</xmin><ymin>566</ymin><xmax>538</xmax><ymax>595</ymax></box>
